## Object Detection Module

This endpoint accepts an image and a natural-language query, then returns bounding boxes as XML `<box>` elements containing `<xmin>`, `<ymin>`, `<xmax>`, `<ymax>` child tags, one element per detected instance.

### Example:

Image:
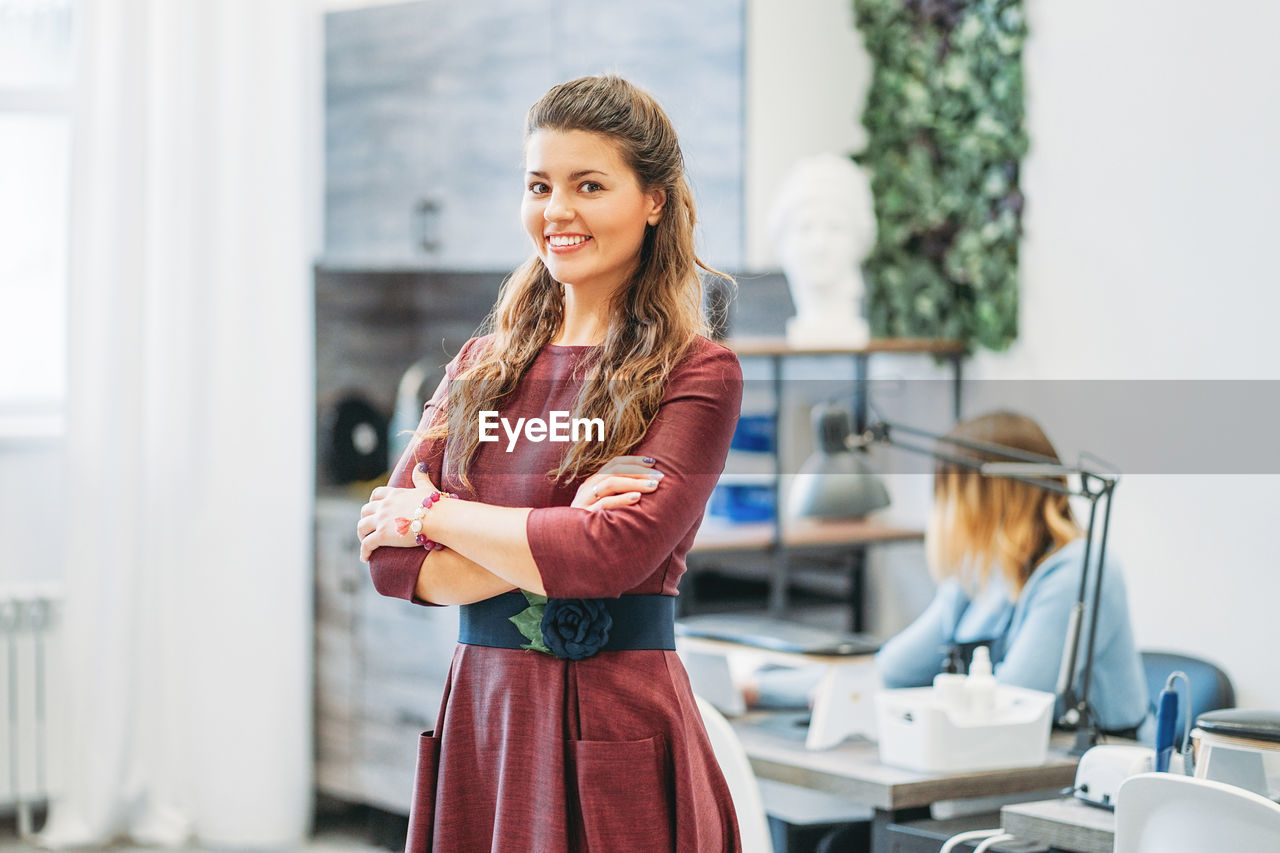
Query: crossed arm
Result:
<box><xmin>356</xmin><ymin>456</ymin><xmax>663</xmax><ymax>604</ymax></box>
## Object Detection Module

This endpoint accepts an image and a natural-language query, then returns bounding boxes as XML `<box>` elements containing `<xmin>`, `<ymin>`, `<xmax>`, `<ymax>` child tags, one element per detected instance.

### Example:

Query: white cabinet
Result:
<box><xmin>314</xmin><ymin>497</ymin><xmax>458</xmax><ymax>813</ymax></box>
<box><xmin>324</xmin><ymin>1</ymin><xmax>555</xmax><ymax>269</ymax></box>
<box><xmin>324</xmin><ymin>1</ymin><xmax>436</xmax><ymax>267</ymax></box>
<box><xmin>323</xmin><ymin>0</ymin><xmax>745</xmax><ymax>270</ymax></box>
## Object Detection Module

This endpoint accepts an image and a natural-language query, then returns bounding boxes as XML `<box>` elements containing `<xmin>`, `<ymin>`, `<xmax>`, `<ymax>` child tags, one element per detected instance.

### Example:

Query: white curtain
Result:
<box><xmin>39</xmin><ymin>0</ymin><xmax>316</xmax><ymax>846</ymax></box>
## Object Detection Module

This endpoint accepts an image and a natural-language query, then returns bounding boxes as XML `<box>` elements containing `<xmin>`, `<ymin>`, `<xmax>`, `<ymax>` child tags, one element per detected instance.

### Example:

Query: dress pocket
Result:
<box><xmin>405</xmin><ymin>730</ymin><xmax>441</xmax><ymax>853</ymax></box>
<box><xmin>572</xmin><ymin>734</ymin><xmax>675</xmax><ymax>852</ymax></box>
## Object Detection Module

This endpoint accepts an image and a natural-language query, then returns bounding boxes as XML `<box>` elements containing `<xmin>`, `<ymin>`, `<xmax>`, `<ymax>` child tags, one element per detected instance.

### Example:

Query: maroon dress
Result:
<box><xmin>368</xmin><ymin>335</ymin><xmax>745</xmax><ymax>852</ymax></box>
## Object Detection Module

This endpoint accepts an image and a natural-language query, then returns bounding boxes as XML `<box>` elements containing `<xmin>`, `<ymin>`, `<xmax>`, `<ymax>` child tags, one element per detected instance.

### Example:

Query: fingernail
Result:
<box><xmin>645</xmin><ymin>480</ymin><xmax>658</xmax><ymax>488</ymax></box>
<box><xmin>653</xmin><ymin>471</ymin><xmax>665</xmax><ymax>479</ymax></box>
<box><xmin>642</xmin><ymin>456</ymin><xmax>656</xmax><ymax>465</ymax></box>
<box><xmin>417</xmin><ymin>462</ymin><xmax>428</xmax><ymax>473</ymax></box>
<box><xmin>629</xmin><ymin>492</ymin><xmax>641</xmax><ymax>500</ymax></box>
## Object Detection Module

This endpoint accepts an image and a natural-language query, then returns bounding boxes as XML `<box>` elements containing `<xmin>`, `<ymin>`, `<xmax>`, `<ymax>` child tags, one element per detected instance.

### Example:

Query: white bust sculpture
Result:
<box><xmin>769</xmin><ymin>154</ymin><xmax>877</xmax><ymax>349</ymax></box>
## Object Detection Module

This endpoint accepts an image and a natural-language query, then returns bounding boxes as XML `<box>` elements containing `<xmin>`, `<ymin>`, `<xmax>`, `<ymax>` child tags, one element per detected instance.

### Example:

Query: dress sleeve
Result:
<box><xmin>526</xmin><ymin>342</ymin><xmax>743</xmax><ymax>599</ymax></box>
<box><xmin>875</xmin><ymin>581</ymin><xmax>965</xmax><ymax>688</ymax></box>
<box><xmin>367</xmin><ymin>338</ymin><xmax>475</xmax><ymax>604</ymax></box>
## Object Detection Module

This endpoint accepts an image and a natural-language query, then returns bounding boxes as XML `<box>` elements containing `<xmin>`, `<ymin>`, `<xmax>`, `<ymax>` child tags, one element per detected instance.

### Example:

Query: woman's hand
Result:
<box><xmin>571</xmin><ymin>455</ymin><xmax>664</xmax><ymax>511</ymax></box>
<box><xmin>357</xmin><ymin>463</ymin><xmax>439</xmax><ymax>562</ymax></box>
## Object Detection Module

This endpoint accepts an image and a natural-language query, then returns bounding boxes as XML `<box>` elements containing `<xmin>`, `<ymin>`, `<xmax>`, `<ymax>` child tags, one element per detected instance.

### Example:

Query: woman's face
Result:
<box><xmin>522</xmin><ymin>129</ymin><xmax>665</xmax><ymax>296</ymax></box>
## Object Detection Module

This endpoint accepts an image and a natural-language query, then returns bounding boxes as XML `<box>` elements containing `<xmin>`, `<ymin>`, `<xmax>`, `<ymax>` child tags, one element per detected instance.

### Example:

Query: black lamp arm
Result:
<box><xmin>871</xmin><ymin>419</ymin><xmax>1066</xmax><ymax>466</ymax></box>
<box><xmin>861</xmin><ymin>422</ymin><xmax>1085</xmax><ymax>497</ymax></box>
<box><xmin>1069</xmin><ymin>476</ymin><xmax>1118</xmax><ymax>754</ymax></box>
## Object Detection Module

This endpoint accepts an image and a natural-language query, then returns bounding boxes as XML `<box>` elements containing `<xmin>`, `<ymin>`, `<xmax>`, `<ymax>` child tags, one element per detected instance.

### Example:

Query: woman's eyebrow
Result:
<box><xmin>526</xmin><ymin>169</ymin><xmax>609</xmax><ymax>180</ymax></box>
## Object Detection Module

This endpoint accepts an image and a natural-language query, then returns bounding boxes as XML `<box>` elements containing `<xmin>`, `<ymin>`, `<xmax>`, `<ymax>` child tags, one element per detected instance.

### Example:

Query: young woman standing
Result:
<box><xmin>357</xmin><ymin>75</ymin><xmax>743</xmax><ymax>851</ymax></box>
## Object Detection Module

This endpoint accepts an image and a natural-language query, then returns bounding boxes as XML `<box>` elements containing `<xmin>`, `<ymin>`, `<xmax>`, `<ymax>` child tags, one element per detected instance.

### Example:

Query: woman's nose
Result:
<box><xmin>544</xmin><ymin>190</ymin><xmax>572</xmax><ymax>222</ymax></box>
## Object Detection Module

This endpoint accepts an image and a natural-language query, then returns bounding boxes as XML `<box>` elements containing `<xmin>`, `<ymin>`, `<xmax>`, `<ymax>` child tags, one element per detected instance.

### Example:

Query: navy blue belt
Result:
<box><xmin>459</xmin><ymin>591</ymin><xmax>676</xmax><ymax>660</ymax></box>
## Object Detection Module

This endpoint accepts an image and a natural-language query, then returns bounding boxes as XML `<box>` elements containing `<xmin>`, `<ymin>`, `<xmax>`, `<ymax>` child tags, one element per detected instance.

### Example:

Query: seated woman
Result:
<box><xmin>750</xmin><ymin>411</ymin><xmax>1150</xmax><ymax>736</ymax></box>
<box><xmin>875</xmin><ymin>410</ymin><xmax>1148</xmax><ymax>734</ymax></box>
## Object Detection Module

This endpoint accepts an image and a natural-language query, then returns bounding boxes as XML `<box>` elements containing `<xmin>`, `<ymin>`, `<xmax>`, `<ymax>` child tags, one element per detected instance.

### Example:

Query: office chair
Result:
<box><xmin>1115</xmin><ymin>772</ymin><xmax>1280</xmax><ymax>852</ymax></box>
<box><xmin>1140</xmin><ymin>650</ymin><xmax>1234</xmax><ymax>747</ymax></box>
<box><xmin>695</xmin><ymin>695</ymin><xmax>775</xmax><ymax>853</ymax></box>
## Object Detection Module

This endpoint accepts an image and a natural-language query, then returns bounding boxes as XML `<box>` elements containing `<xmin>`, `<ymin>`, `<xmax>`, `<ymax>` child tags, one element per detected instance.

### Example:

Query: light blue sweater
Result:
<box><xmin>875</xmin><ymin>539</ymin><xmax>1150</xmax><ymax>733</ymax></box>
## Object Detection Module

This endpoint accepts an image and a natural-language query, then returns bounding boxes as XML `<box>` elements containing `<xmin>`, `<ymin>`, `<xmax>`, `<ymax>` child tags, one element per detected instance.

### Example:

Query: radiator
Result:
<box><xmin>0</xmin><ymin>584</ymin><xmax>60</xmax><ymax>838</ymax></box>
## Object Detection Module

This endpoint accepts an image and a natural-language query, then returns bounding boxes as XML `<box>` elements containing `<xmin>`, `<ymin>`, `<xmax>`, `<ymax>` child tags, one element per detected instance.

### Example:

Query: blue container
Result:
<box><xmin>708</xmin><ymin>483</ymin><xmax>775</xmax><ymax>523</ymax></box>
<box><xmin>730</xmin><ymin>414</ymin><xmax>775</xmax><ymax>453</ymax></box>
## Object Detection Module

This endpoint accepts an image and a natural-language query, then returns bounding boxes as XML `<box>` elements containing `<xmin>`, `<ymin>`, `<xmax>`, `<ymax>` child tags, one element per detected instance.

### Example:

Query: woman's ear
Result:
<box><xmin>646</xmin><ymin>188</ymin><xmax>667</xmax><ymax>226</ymax></box>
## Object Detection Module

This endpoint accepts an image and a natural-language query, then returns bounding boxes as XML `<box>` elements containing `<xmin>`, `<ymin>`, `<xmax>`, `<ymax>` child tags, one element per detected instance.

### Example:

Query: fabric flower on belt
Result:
<box><xmin>540</xmin><ymin>598</ymin><xmax>613</xmax><ymax>660</ymax></box>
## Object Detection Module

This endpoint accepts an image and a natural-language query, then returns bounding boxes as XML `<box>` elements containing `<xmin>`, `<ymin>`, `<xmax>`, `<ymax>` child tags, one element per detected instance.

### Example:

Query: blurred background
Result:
<box><xmin>0</xmin><ymin>0</ymin><xmax>1277</xmax><ymax>848</ymax></box>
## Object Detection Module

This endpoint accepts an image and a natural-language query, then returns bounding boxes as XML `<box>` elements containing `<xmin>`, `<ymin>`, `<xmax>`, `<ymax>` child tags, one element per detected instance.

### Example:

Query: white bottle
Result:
<box><xmin>965</xmin><ymin>645</ymin><xmax>997</xmax><ymax>718</ymax></box>
<box><xmin>932</xmin><ymin>672</ymin><xmax>968</xmax><ymax>715</ymax></box>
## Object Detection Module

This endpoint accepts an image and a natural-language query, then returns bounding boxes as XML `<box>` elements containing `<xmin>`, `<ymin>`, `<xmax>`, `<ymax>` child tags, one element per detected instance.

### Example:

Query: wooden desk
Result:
<box><xmin>1000</xmin><ymin>798</ymin><xmax>1114</xmax><ymax>853</ymax></box>
<box><xmin>677</xmin><ymin>634</ymin><xmax>875</xmax><ymax>668</ymax></box>
<box><xmin>732</xmin><ymin>715</ymin><xmax>1082</xmax><ymax>852</ymax></box>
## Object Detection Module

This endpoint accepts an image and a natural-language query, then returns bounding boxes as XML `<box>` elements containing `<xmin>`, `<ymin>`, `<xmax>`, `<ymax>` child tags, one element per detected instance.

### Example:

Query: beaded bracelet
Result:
<box><xmin>395</xmin><ymin>490</ymin><xmax>457</xmax><ymax>551</ymax></box>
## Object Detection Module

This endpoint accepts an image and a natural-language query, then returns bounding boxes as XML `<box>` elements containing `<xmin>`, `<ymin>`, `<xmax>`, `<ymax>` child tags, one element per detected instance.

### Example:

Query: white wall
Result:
<box><xmin>966</xmin><ymin>0</ymin><xmax>1280</xmax><ymax>708</ymax></box>
<box><xmin>981</xmin><ymin>0</ymin><xmax>1280</xmax><ymax>382</ymax></box>
<box><xmin>745</xmin><ymin>0</ymin><xmax>869</xmax><ymax>270</ymax></box>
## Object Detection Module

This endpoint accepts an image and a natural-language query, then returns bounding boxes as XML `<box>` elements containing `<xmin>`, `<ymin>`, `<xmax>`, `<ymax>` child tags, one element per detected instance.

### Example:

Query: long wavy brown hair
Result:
<box><xmin>423</xmin><ymin>75</ymin><xmax>731</xmax><ymax>489</ymax></box>
<box><xmin>926</xmin><ymin>412</ymin><xmax>1082</xmax><ymax>598</ymax></box>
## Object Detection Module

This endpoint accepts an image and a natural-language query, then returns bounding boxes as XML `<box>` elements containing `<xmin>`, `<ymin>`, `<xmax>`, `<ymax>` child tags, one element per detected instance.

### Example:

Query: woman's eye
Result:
<box><xmin>580</xmin><ymin>181</ymin><xmax>603</xmax><ymax>193</ymax></box>
<box><xmin>528</xmin><ymin>181</ymin><xmax>549</xmax><ymax>194</ymax></box>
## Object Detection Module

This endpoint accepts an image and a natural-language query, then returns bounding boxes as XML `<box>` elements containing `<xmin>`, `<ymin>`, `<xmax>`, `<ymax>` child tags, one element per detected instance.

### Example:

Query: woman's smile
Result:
<box><xmin>545</xmin><ymin>232</ymin><xmax>593</xmax><ymax>253</ymax></box>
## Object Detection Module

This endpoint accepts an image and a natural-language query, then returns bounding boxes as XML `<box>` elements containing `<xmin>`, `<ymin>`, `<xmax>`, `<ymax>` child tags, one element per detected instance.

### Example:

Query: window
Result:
<box><xmin>0</xmin><ymin>0</ymin><xmax>74</xmax><ymax>434</ymax></box>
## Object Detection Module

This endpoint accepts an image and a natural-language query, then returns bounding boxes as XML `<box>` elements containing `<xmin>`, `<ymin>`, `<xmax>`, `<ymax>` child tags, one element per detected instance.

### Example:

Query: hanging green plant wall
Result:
<box><xmin>851</xmin><ymin>0</ymin><xmax>1027</xmax><ymax>351</ymax></box>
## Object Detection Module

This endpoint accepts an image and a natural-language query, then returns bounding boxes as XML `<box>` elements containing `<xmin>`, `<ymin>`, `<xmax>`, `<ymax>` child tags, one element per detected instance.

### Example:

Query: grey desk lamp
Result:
<box><xmin>784</xmin><ymin>402</ymin><xmax>891</xmax><ymax>521</ymax></box>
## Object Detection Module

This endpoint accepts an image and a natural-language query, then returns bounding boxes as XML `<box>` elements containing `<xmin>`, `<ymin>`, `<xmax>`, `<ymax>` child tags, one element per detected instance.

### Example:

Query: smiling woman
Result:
<box><xmin>357</xmin><ymin>75</ymin><xmax>744</xmax><ymax>852</ymax></box>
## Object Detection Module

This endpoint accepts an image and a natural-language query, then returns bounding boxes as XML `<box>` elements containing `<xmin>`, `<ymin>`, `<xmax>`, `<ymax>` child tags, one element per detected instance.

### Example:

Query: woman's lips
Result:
<box><xmin>546</xmin><ymin>234</ymin><xmax>592</xmax><ymax>254</ymax></box>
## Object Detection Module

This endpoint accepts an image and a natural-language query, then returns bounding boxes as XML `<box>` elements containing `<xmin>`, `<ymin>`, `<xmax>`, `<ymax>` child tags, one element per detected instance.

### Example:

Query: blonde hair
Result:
<box><xmin>423</xmin><ymin>75</ymin><xmax>731</xmax><ymax>489</ymax></box>
<box><xmin>926</xmin><ymin>412</ymin><xmax>1081</xmax><ymax>598</ymax></box>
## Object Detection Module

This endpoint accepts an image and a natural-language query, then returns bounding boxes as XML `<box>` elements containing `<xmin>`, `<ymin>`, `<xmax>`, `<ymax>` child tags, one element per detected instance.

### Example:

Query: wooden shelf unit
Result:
<box><xmin>693</xmin><ymin>518</ymin><xmax>924</xmax><ymax>553</ymax></box>
<box><xmin>726</xmin><ymin>336</ymin><xmax>966</xmax><ymax>357</ymax></box>
<box><xmin>688</xmin><ymin>337</ymin><xmax>965</xmax><ymax>630</ymax></box>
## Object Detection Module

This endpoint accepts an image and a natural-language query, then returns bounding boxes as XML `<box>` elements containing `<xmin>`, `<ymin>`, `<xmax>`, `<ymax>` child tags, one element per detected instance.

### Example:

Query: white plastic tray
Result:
<box><xmin>876</xmin><ymin>685</ymin><xmax>1055</xmax><ymax>773</ymax></box>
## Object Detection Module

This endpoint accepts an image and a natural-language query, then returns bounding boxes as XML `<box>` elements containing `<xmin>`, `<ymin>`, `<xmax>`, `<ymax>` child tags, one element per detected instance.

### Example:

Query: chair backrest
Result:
<box><xmin>694</xmin><ymin>695</ymin><xmax>774</xmax><ymax>853</ymax></box>
<box><xmin>1115</xmin><ymin>772</ymin><xmax>1280</xmax><ymax>852</ymax></box>
<box><xmin>1140</xmin><ymin>650</ymin><xmax>1235</xmax><ymax>747</ymax></box>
